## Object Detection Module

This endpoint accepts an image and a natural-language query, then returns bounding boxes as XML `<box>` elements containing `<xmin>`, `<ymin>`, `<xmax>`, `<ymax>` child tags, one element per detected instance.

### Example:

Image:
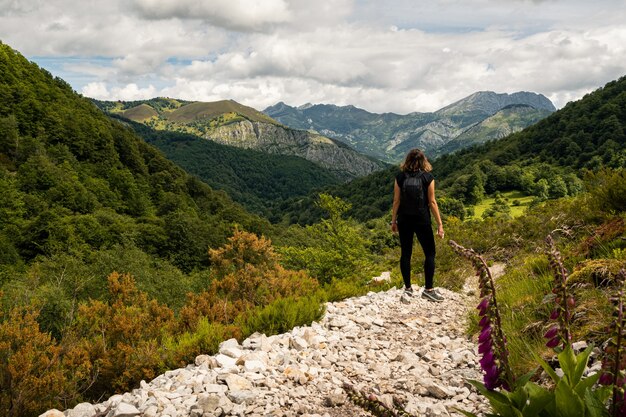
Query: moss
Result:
<box><xmin>569</xmin><ymin>258</ymin><xmax>626</xmax><ymax>287</ymax></box>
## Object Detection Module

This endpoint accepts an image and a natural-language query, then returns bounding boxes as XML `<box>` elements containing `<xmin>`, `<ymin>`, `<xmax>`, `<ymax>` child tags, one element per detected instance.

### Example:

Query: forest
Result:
<box><xmin>0</xmin><ymin>41</ymin><xmax>625</xmax><ymax>417</ymax></box>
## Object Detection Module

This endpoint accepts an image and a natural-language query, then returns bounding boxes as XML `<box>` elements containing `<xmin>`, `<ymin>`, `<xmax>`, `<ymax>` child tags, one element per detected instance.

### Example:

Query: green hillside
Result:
<box><xmin>0</xmin><ymin>41</ymin><xmax>273</xmax><ymax>304</ymax></box>
<box><xmin>166</xmin><ymin>100</ymin><xmax>278</xmax><ymax>124</ymax></box>
<box><xmin>121</xmin><ymin>103</ymin><xmax>158</xmax><ymax>121</ymax></box>
<box><xmin>117</xmin><ymin>116</ymin><xmax>343</xmax><ymax>218</ymax></box>
<box><xmin>435</xmin><ymin>105</ymin><xmax>554</xmax><ymax>156</ymax></box>
<box><xmin>95</xmin><ymin>98</ymin><xmax>387</xmax><ymax>179</ymax></box>
<box><xmin>276</xmin><ymin>76</ymin><xmax>626</xmax><ymax>225</ymax></box>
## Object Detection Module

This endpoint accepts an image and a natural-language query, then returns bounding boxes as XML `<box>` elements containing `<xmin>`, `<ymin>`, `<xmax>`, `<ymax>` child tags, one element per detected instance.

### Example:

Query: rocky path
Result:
<box><xmin>44</xmin><ymin>271</ymin><xmax>498</xmax><ymax>417</ymax></box>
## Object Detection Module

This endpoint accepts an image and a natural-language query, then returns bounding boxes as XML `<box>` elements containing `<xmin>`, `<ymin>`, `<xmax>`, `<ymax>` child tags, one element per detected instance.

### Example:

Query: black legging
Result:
<box><xmin>398</xmin><ymin>215</ymin><xmax>436</xmax><ymax>290</ymax></box>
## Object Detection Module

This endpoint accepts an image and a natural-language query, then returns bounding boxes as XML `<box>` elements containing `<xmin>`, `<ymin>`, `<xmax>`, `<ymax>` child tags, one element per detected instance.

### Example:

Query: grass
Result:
<box><xmin>472</xmin><ymin>190</ymin><xmax>534</xmax><ymax>219</ymax></box>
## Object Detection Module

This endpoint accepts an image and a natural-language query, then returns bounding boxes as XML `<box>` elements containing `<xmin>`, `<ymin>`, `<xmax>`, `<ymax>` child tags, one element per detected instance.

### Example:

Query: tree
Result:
<box><xmin>548</xmin><ymin>175</ymin><xmax>568</xmax><ymax>199</ymax></box>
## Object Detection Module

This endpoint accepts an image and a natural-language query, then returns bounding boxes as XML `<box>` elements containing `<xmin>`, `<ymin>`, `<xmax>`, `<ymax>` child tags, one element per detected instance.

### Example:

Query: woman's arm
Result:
<box><xmin>391</xmin><ymin>180</ymin><xmax>401</xmax><ymax>233</ymax></box>
<box><xmin>427</xmin><ymin>180</ymin><xmax>444</xmax><ymax>238</ymax></box>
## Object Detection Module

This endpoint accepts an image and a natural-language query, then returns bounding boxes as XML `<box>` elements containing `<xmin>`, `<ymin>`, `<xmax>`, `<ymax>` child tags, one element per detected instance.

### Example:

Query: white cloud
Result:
<box><xmin>130</xmin><ymin>0</ymin><xmax>292</xmax><ymax>31</ymax></box>
<box><xmin>1</xmin><ymin>0</ymin><xmax>625</xmax><ymax>113</ymax></box>
<box><xmin>82</xmin><ymin>82</ymin><xmax>157</xmax><ymax>101</ymax></box>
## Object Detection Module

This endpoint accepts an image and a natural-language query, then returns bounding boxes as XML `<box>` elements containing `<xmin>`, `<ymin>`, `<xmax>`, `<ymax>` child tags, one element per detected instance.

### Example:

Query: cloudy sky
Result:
<box><xmin>1</xmin><ymin>0</ymin><xmax>625</xmax><ymax>114</ymax></box>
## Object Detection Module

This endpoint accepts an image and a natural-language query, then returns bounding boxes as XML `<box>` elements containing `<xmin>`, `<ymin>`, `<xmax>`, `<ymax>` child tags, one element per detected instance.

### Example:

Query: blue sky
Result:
<box><xmin>1</xmin><ymin>0</ymin><xmax>625</xmax><ymax>113</ymax></box>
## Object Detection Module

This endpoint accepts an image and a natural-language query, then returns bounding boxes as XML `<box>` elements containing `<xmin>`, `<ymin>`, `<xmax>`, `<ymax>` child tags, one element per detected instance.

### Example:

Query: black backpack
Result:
<box><xmin>401</xmin><ymin>171</ymin><xmax>427</xmax><ymax>212</ymax></box>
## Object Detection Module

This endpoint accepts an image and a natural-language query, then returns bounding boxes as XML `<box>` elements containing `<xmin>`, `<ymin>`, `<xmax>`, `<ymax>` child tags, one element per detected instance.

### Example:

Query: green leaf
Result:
<box><xmin>467</xmin><ymin>380</ymin><xmax>522</xmax><ymax>417</ymax></box>
<box><xmin>515</xmin><ymin>368</ymin><xmax>539</xmax><ymax>388</ymax></box>
<box><xmin>521</xmin><ymin>382</ymin><xmax>553</xmax><ymax>417</ymax></box>
<box><xmin>533</xmin><ymin>351</ymin><xmax>561</xmax><ymax>383</ymax></box>
<box><xmin>574</xmin><ymin>371</ymin><xmax>600</xmax><ymax>398</ymax></box>
<box><xmin>555</xmin><ymin>379</ymin><xmax>584</xmax><ymax>417</ymax></box>
<box><xmin>558</xmin><ymin>347</ymin><xmax>578</xmax><ymax>385</ymax></box>
<box><xmin>584</xmin><ymin>388</ymin><xmax>611</xmax><ymax>417</ymax></box>
<box><xmin>571</xmin><ymin>346</ymin><xmax>594</xmax><ymax>386</ymax></box>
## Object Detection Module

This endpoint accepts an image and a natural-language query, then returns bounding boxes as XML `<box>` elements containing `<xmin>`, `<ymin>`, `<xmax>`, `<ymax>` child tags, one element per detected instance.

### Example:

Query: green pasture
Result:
<box><xmin>471</xmin><ymin>190</ymin><xmax>534</xmax><ymax>218</ymax></box>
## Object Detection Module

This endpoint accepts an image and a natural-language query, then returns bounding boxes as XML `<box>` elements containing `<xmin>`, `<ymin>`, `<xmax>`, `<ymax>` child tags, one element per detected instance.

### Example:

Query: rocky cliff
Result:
<box><xmin>95</xmin><ymin>99</ymin><xmax>386</xmax><ymax>179</ymax></box>
<box><xmin>264</xmin><ymin>91</ymin><xmax>556</xmax><ymax>162</ymax></box>
<box><xmin>207</xmin><ymin>120</ymin><xmax>383</xmax><ymax>178</ymax></box>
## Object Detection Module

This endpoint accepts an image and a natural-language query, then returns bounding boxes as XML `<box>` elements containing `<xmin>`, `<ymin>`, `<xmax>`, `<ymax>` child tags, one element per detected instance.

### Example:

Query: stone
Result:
<box><xmin>214</xmin><ymin>353</ymin><xmax>238</xmax><ymax>369</ymax></box>
<box><xmin>426</xmin><ymin>383</ymin><xmax>451</xmax><ymax>399</ymax></box>
<box><xmin>142</xmin><ymin>406</ymin><xmax>159</xmax><ymax>417</ymax></box>
<box><xmin>243</xmin><ymin>359</ymin><xmax>267</xmax><ymax>373</ymax></box>
<box><xmin>110</xmin><ymin>402</ymin><xmax>140</xmax><ymax>417</ymax></box>
<box><xmin>290</xmin><ymin>336</ymin><xmax>309</xmax><ymax>351</ymax></box>
<box><xmin>40</xmin><ymin>284</ymin><xmax>496</xmax><ymax>417</ymax></box>
<box><xmin>197</xmin><ymin>393</ymin><xmax>222</xmax><ymax>413</ymax></box>
<box><xmin>227</xmin><ymin>390</ymin><xmax>258</xmax><ymax>404</ymax></box>
<box><xmin>324</xmin><ymin>393</ymin><xmax>346</xmax><ymax>407</ymax></box>
<box><xmin>67</xmin><ymin>403</ymin><xmax>97</xmax><ymax>417</ymax></box>
<box><xmin>224</xmin><ymin>374</ymin><xmax>253</xmax><ymax>391</ymax></box>
<box><xmin>38</xmin><ymin>410</ymin><xmax>64</xmax><ymax>417</ymax></box>
<box><xmin>371</xmin><ymin>271</ymin><xmax>391</xmax><ymax>282</ymax></box>
<box><xmin>219</xmin><ymin>338</ymin><xmax>240</xmax><ymax>351</ymax></box>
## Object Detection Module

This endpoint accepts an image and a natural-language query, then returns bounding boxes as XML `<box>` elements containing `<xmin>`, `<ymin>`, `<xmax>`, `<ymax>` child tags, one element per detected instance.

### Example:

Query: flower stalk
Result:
<box><xmin>545</xmin><ymin>234</ymin><xmax>573</xmax><ymax>351</ymax></box>
<box><xmin>599</xmin><ymin>269</ymin><xmax>626</xmax><ymax>416</ymax></box>
<box><xmin>449</xmin><ymin>240</ymin><xmax>514</xmax><ymax>391</ymax></box>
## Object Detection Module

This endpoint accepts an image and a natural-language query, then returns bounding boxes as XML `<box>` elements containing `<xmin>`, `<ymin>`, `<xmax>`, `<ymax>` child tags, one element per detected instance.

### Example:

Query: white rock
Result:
<box><xmin>214</xmin><ymin>353</ymin><xmax>238</xmax><ymax>369</ymax></box>
<box><xmin>38</xmin><ymin>410</ymin><xmax>64</xmax><ymax>417</ymax></box>
<box><xmin>227</xmin><ymin>390</ymin><xmax>258</xmax><ymax>404</ymax></box>
<box><xmin>67</xmin><ymin>403</ymin><xmax>96</xmax><ymax>417</ymax></box>
<box><xmin>290</xmin><ymin>336</ymin><xmax>309</xmax><ymax>351</ymax></box>
<box><xmin>224</xmin><ymin>374</ymin><xmax>253</xmax><ymax>391</ymax></box>
<box><xmin>219</xmin><ymin>338</ymin><xmax>240</xmax><ymax>351</ymax></box>
<box><xmin>243</xmin><ymin>359</ymin><xmax>267</xmax><ymax>373</ymax></box>
<box><xmin>110</xmin><ymin>402</ymin><xmax>140</xmax><ymax>417</ymax></box>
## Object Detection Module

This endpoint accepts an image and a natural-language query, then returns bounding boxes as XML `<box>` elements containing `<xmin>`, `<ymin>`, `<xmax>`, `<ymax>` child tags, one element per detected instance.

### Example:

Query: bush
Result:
<box><xmin>0</xmin><ymin>301</ymin><xmax>68</xmax><ymax>417</ymax></box>
<box><xmin>239</xmin><ymin>295</ymin><xmax>324</xmax><ymax>337</ymax></box>
<box><xmin>587</xmin><ymin>169</ymin><xmax>626</xmax><ymax>213</ymax></box>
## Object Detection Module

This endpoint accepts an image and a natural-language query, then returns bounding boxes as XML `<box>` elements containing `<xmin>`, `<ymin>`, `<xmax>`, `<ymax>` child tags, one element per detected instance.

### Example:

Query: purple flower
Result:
<box><xmin>483</xmin><ymin>364</ymin><xmax>500</xmax><ymax>390</ymax></box>
<box><xmin>477</xmin><ymin>297</ymin><xmax>490</xmax><ymax>316</ymax></box>
<box><xmin>546</xmin><ymin>337</ymin><xmax>560</xmax><ymax>348</ymax></box>
<box><xmin>479</xmin><ymin>315</ymin><xmax>490</xmax><ymax>327</ymax></box>
<box><xmin>543</xmin><ymin>325</ymin><xmax>559</xmax><ymax>339</ymax></box>
<box><xmin>479</xmin><ymin>350</ymin><xmax>495</xmax><ymax>368</ymax></box>
<box><xmin>478</xmin><ymin>326</ymin><xmax>492</xmax><ymax>343</ymax></box>
<box><xmin>478</xmin><ymin>341</ymin><xmax>491</xmax><ymax>354</ymax></box>
<box><xmin>598</xmin><ymin>372</ymin><xmax>613</xmax><ymax>385</ymax></box>
<box><xmin>549</xmin><ymin>308</ymin><xmax>559</xmax><ymax>320</ymax></box>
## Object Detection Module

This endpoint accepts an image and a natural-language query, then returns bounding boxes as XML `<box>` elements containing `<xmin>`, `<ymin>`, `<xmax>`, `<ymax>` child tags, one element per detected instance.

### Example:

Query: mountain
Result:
<box><xmin>112</xmin><ymin>116</ymin><xmax>343</xmax><ymax>219</ymax></box>
<box><xmin>435</xmin><ymin>104</ymin><xmax>554</xmax><ymax>156</ymax></box>
<box><xmin>274</xmin><ymin>76</ymin><xmax>626</xmax><ymax>225</ymax></box>
<box><xmin>0</xmin><ymin>41</ymin><xmax>270</xmax><ymax>285</ymax></box>
<box><xmin>95</xmin><ymin>98</ymin><xmax>386</xmax><ymax>179</ymax></box>
<box><xmin>263</xmin><ymin>91</ymin><xmax>556</xmax><ymax>162</ymax></box>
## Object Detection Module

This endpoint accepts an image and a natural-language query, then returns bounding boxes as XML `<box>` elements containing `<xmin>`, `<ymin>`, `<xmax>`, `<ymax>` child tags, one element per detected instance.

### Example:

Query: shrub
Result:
<box><xmin>239</xmin><ymin>295</ymin><xmax>325</xmax><ymax>337</ymax></box>
<box><xmin>68</xmin><ymin>272</ymin><xmax>175</xmax><ymax>397</ymax></box>
<box><xmin>0</xmin><ymin>300</ymin><xmax>67</xmax><ymax>417</ymax></box>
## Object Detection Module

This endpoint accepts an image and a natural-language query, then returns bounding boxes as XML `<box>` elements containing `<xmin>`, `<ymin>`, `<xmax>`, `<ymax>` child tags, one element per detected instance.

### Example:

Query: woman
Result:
<box><xmin>391</xmin><ymin>148</ymin><xmax>445</xmax><ymax>302</ymax></box>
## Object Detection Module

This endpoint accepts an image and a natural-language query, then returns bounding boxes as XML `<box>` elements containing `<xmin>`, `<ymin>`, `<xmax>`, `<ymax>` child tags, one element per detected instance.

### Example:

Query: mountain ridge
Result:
<box><xmin>263</xmin><ymin>91</ymin><xmax>556</xmax><ymax>162</ymax></box>
<box><xmin>94</xmin><ymin>98</ymin><xmax>386</xmax><ymax>179</ymax></box>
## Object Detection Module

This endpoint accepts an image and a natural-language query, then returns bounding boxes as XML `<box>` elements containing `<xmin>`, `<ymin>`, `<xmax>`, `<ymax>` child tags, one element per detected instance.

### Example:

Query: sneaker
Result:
<box><xmin>403</xmin><ymin>287</ymin><xmax>415</xmax><ymax>296</ymax></box>
<box><xmin>421</xmin><ymin>289</ymin><xmax>444</xmax><ymax>302</ymax></box>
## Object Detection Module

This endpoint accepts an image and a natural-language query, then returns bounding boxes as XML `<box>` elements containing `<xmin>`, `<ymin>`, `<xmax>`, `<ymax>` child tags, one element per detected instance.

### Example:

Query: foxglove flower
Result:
<box><xmin>545</xmin><ymin>235</ymin><xmax>573</xmax><ymax>351</ymax></box>
<box><xmin>449</xmin><ymin>240</ymin><xmax>514</xmax><ymax>391</ymax></box>
<box><xmin>598</xmin><ymin>269</ymin><xmax>626</xmax><ymax>417</ymax></box>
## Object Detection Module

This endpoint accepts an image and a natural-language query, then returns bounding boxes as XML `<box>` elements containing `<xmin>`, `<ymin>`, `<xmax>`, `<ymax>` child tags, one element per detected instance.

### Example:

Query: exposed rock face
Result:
<box><xmin>436</xmin><ymin>91</ymin><xmax>556</xmax><ymax>117</ymax></box>
<box><xmin>207</xmin><ymin>120</ymin><xmax>384</xmax><ymax>178</ymax></box>
<box><xmin>50</xmin><ymin>283</ymin><xmax>496</xmax><ymax>417</ymax></box>
<box><xmin>264</xmin><ymin>91</ymin><xmax>556</xmax><ymax>162</ymax></box>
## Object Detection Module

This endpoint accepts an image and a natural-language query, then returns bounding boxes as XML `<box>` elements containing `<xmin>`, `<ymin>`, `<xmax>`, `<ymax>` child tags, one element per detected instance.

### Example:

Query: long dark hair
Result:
<box><xmin>400</xmin><ymin>148</ymin><xmax>432</xmax><ymax>172</ymax></box>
